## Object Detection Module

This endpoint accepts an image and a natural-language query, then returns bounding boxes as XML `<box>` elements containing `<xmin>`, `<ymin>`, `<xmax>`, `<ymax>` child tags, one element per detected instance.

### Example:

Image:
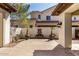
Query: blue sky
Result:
<box><xmin>30</xmin><ymin>3</ymin><xmax>57</xmax><ymax>12</ymax></box>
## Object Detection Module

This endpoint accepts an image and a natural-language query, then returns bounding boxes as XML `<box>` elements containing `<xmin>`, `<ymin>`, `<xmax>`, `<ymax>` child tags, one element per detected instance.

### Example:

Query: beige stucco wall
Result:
<box><xmin>31</xmin><ymin>4</ymin><xmax>79</xmax><ymax>40</ymax></box>
<box><xmin>36</xmin><ymin>22</ymin><xmax>58</xmax><ymax>26</ymax></box>
<box><xmin>30</xmin><ymin>6</ymin><xmax>59</xmax><ymax>38</ymax></box>
<box><xmin>28</xmin><ymin>27</ymin><xmax>38</xmax><ymax>37</ymax></box>
<box><xmin>3</xmin><ymin>13</ymin><xmax>10</xmax><ymax>46</ymax></box>
<box><xmin>28</xmin><ymin>19</ymin><xmax>59</xmax><ymax>38</ymax></box>
<box><xmin>31</xmin><ymin>6</ymin><xmax>59</xmax><ymax>21</ymax></box>
<box><xmin>72</xmin><ymin>22</ymin><xmax>79</xmax><ymax>26</ymax></box>
<box><xmin>72</xmin><ymin>15</ymin><xmax>79</xmax><ymax>21</ymax></box>
<box><xmin>30</xmin><ymin>5</ymin><xmax>79</xmax><ymax>40</ymax></box>
<box><xmin>72</xmin><ymin>27</ymin><xmax>75</xmax><ymax>38</ymax></box>
<box><xmin>0</xmin><ymin>8</ymin><xmax>10</xmax><ymax>46</ymax></box>
<box><xmin>57</xmin><ymin>14</ymin><xmax>65</xmax><ymax>47</ymax></box>
<box><xmin>29</xmin><ymin>19</ymin><xmax>36</xmax><ymax>27</ymax></box>
<box><xmin>28</xmin><ymin>27</ymin><xmax>59</xmax><ymax>38</ymax></box>
<box><xmin>41</xmin><ymin>6</ymin><xmax>59</xmax><ymax>21</ymax></box>
<box><xmin>31</xmin><ymin>11</ymin><xmax>41</xmax><ymax>19</ymax></box>
<box><xmin>20</xmin><ymin>25</ymin><xmax>59</xmax><ymax>38</ymax></box>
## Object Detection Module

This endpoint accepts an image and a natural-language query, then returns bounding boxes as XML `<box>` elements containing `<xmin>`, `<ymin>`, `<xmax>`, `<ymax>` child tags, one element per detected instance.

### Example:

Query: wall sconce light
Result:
<box><xmin>57</xmin><ymin>21</ymin><xmax>62</xmax><ymax>27</ymax></box>
<box><xmin>30</xmin><ymin>25</ymin><xmax>33</xmax><ymax>28</ymax></box>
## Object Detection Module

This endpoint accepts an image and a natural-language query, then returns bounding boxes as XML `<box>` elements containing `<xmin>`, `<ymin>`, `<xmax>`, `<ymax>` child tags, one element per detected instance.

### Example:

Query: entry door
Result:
<box><xmin>75</xmin><ymin>29</ymin><xmax>79</xmax><ymax>39</ymax></box>
<box><xmin>0</xmin><ymin>13</ymin><xmax>3</xmax><ymax>47</ymax></box>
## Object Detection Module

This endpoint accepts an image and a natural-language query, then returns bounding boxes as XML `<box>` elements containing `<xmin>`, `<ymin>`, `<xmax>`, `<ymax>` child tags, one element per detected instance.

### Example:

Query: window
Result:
<box><xmin>38</xmin><ymin>15</ymin><xmax>41</xmax><ymax>19</ymax></box>
<box><xmin>74</xmin><ymin>17</ymin><xmax>76</xmax><ymax>20</ymax></box>
<box><xmin>46</xmin><ymin>16</ymin><xmax>51</xmax><ymax>20</ymax></box>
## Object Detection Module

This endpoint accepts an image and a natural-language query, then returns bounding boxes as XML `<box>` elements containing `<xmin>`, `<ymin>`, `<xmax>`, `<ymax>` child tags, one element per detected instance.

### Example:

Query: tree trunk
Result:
<box><xmin>25</xmin><ymin>28</ymin><xmax>29</xmax><ymax>40</ymax></box>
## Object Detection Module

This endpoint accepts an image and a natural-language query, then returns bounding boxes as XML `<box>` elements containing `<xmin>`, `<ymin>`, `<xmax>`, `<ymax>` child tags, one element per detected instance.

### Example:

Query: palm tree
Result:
<box><xmin>11</xmin><ymin>3</ymin><xmax>30</xmax><ymax>39</ymax></box>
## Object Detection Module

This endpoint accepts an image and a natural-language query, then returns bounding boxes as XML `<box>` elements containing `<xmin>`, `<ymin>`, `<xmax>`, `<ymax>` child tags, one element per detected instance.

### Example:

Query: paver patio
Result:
<box><xmin>0</xmin><ymin>39</ymin><xmax>79</xmax><ymax>56</ymax></box>
<box><xmin>0</xmin><ymin>39</ymin><xmax>58</xmax><ymax>56</ymax></box>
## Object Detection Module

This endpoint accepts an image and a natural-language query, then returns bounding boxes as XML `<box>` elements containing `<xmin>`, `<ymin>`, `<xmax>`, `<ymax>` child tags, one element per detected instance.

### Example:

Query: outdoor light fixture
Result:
<box><xmin>57</xmin><ymin>21</ymin><xmax>62</xmax><ymax>27</ymax></box>
<box><xmin>30</xmin><ymin>25</ymin><xmax>33</xmax><ymax>28</ymax></box>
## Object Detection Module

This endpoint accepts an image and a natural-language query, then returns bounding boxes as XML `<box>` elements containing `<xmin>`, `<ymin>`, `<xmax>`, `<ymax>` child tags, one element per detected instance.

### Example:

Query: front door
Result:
<box><xmin>0</xmin><ymin>13</ymin><xmax>3</xmax><ymax>47</ymax></box>
<box><xmin>75</xmin><ymin>29</ymin><xmax>79</xmax><ymax>39</ymax></box>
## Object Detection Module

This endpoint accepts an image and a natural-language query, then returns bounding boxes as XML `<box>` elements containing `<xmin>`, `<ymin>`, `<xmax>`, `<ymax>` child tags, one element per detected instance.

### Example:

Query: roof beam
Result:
<box><xmin>52</xmin><ymin>3</ymin><xmax>73</xmax><ymax>15</ymax></box>
<box><xmin>0</xmin><ymin>3</ymin><xmax>17</xmax><ymax>13</ymax></box>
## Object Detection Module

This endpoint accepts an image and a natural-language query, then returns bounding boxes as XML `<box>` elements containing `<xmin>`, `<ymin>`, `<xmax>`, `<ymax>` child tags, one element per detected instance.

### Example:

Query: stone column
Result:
<box><xmin>65</xmin><ymin>13</ymin><xmax>72</xmax><ymax>48</ymax></box>
<box><xmin>0</xmin><ymin>13</ymin><xmax>3</xmax><ymax>47</ymax></box>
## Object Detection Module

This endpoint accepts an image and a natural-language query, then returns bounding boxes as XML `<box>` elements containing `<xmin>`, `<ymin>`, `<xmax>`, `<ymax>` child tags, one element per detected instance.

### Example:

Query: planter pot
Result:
<box><xmin>25</xmin><ymin>35</ymin><xmax>29</xmax><ymax>40</ymax></box>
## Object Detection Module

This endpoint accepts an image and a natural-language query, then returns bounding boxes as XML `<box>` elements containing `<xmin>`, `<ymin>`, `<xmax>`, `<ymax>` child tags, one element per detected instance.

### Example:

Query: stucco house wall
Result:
<box><xmin>31</xmin><ymin>6</ymin><xmax>59</xmax><ymax>21</ymax></box>
<box><xmin>30</xmin><ymin>6</ymin><xmax>59</xmax><ymax>38</ymax></box>
<box><xmin>31</xmin><ymin>11</ymin><xmax>41</xmax><ymax>20</ymax></box>
<box><xmin>30</xmin><ymin>5</ymin><xmax>79</xmax><ymax>39</ymax></box>
<box><xmin>72</xmin><ymin>15</ymin><xmax>79</xmax><ymax>21</ymax></box>
<box><xmin>28</xmin><ymin>27</ymin><xmax>58</xmax><ymax>38</ymax></box>
<box><xmin>3</xmin><ymin>13</ymin><xmax>10</xmax><ymax>46</ymax></box>
<box><xmin>72</xmin><ymin>27</ymin><xmax>75</xmax><ymax>38</ymax></box>
<box><xmin>0</xmin><ymin>8</ymin><xmax>11</xmax><ymax>46</ymax></box>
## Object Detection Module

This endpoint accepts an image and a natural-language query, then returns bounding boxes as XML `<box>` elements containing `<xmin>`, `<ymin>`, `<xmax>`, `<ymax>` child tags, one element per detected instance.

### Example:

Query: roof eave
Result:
<box><xmin>52</xmin><ymin>3</ymin><xmax>73</xmax><ymax>16</ymax></box>
<box><xmin>0</xmin><ymin>3</ymin><xmax>17</xmax><ymax>13</ymax></box>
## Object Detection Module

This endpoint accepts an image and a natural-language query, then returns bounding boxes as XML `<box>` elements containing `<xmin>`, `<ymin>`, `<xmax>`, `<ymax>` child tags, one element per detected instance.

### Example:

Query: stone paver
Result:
<box><xmin>0</xmin><ymin>39</ymin><xmax>79</xmax><ymax>56</ymax></box>
<box><xmin>33</xmin><ymin>40</ymin><xmax>79</xmax><ymax>56</ymax></box>
<box><xmin>0</xmin><ymin>39</ymin><xmax>59</xmax><ymax>56</ymax></box>
<box><xmin>72</xmin><ymin>40</ymin><xmax>79</xmax><ymax>50</ymax></box>
<box><xmin>33</xmin><ymin>44</ymin><xmax>75</xmax><ymax>56</ymax></box>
